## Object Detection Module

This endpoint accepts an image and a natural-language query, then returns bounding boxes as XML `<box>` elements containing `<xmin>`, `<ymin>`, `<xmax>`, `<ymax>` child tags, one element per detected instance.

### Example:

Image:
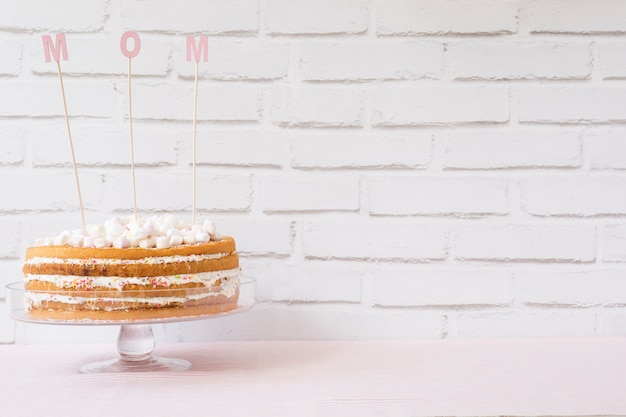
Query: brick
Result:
<box><xmin>175</xmin><ymin>173</ymin><xmax>252</xmax><ymax>213</ymax></box>
<box><xmin>259</xmin><ymin>175</ymin><xmax>360</xmax><ymax>212</ymax></box>
<box><xmin>0</xmin><ymin>218</ymin><xmax>20</xmax><ymax>257</ymax></box>
<box><xmin>374</xmin><ymin>268</ymin><xmax>512</xmax><ymax>307</ymax></box>
<box><xmin>601</xmin><ymin>224</ymin><xmax>626</xmax><ymax>262</ymax></box>
<box><xmin>1</xmin><ymin>171</ymin><xmax>102</xmax><ymax>212</ymax></box>
<box><xmin>244</xmin><ymin>259</ymin><xmax>363</xmax><ymax>303</ymax></box>
<box><xmin>175</xmin><ymin>40</ymin><xmax>289</xmax><ymax>81</ymax></box>
<box><xmin>0</xmin><ymin>260</ymin><xmax>22</xmax><ymax>298</ymax></box>
<box><xmin>449</xmin><ymin>42</ymin><xmax>591</xmax><ymax>80</ymax></box>
<box><xmin>183</xmin><ymin>305</ymin><xmax>444</xmax><ymax>340</ymax></box>
<box><xmin>371</xmin><ymin>86</ymin><xmax>509</xmax><ymax>126</ymax></box>
<box><xmin>31</xmin><ymin>38</ymin><xmax>171</xmax><ymax>77</ymax></box>
<box><xmin>598</xmin><ymin>42</ymin><xmax>626</xmax><ymax>79</ymax></box>
<box><xmin>517</xmin><ymin>87</ymin><xmax>626</xmax><ymax>123</ymax></box>
<box><xmin>298</xmin><ymin>41</ymin><xmax>443</xmax><ymax>81</ymax></box>
<box><xmin>194</xmin><ymin>129</ymin><xmax>290</xmax><ymax>168</ymax></box>
<box><xmin>457</xmin><ymin>310</ymin><xmax>596</xmax><ymax>338</ymax></box>
<box><xmin>377</xmin><ymin>0</ymin><xmax>518</xmax><ymax>35</ymax></box>
<box><xmin>443</xmin><ymin>129</ymin><xmax>582</xmax><ymax>170</ymax></box>
<box><xmin>0</xmin><ymin>126</ymin><xmax>25</xmax><ymax>165</ymax></box>
<box><xmin>212</xmin><ymin>217</ymin><xmax>293</xmax><ymax>256</ymax></box>
<box><xmin>101</xmin><ymin>172</ymin><xmax>251</xmax><ymax>212</ymax></box>
<box><xmin>587</xmin><ymin>128</ymin><xmax>626</xmax><ymax>170</ymax></box>
<box><xmin>265</xmin><ymin>0</ymin><xmax>367</xmax><ymax>35</ymax></box>
<box><xmin>302</xmin><ymin>222</ymin><xmax>448</xmax><ymax>261</ymax></box>
<box><xmin>0</xmin><ymin>0</ymin><xmax>105</xmax><ymax>31</ymax></box>
<box><xmin>0</xmin><ymin>81</ymin><xmax>115</xmax><ymax>117</ymax></box>
<box><xmin>29</xmin><ymin>122</ymin><xmax>177</xmax><ymax>167</ymax></box>
<box><xmin>452</xmin><ymin>224</ymin><xmax>596</xmax><ymax>262</ymax></box>
<box><xmin>519</xmin><ymin>269</ymin><xmax>626</xmax><ymax>306</ymax></box>
<box><xmin>522</xmin><ymin>176</ymin><xmax>626</xmax><ymax>216</ymax></box>
<box><xmin>369</xmin><ymin>177</ymin><xmax>508</xmax><ymax>216</ymax></box>
<box><xmin>528</xmin><ymin>0</ymin><xmax>626</xmax><ymax>34</ymax></box>
<box><xmin>598</xmin><ymin>311</ymin><xmax>626</xmax><ymax>336</ymax></box>
<box><xmin>121</xmin><ymin>0</ymin><xmax>258</xmax><ymax>34</ymax></box>
<box><xmin>291</xmin><ymin>131</ymin><xmax>432</xmax><ymax>169</ymax></box>
<box><xmin>129</xmin><ymin>82</ymin><xmax>260</xmax><ymax>122</ymax></box>
<box><xmin>0</xmin><ymin>40</ymin><xmax>22</xmax><ymax>75</ymax></box>
<box><xmin>196</xmin><ymin>173</ymin><xmax>252</xmax><ymax>212</ymax></box>
<box><xmin>271</xmin><ymin>87</ymin><xmax>363</xmax><ymax>127</ymax></box>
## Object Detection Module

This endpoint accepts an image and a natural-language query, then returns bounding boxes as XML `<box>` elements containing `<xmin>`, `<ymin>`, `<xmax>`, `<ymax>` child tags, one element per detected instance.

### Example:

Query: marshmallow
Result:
<box><xmin>130</xmin><ymin>227</ymin><xmax>148</xmax><ymax>241</ymax></box>
<box><xmin>143</xmin><ymin>223</ymin><xmax>155</xmax><ymax>236</ymax></box>
<box><xmin>32</xmin><ymin>215</ymin><xmax>226</xmax><ymax>248</ymax></box>
<box><xmin>113</xmin><ymin>236</ymin><xmax>130</xmax><ymax>249</ymax></box>
<box><xmin>169</xmin><ymin>235</ymin><xmax>184</xmax><ymax>246</ymax></box>
<box><xmin>87</xmin><ymin>224</ymin><xmax>105</xmax><ymax>237</ymax></box>
<box><xmin>156</xmin><ymin>236</ymin><xmax>170</xmax><ymax>249</ymax></box>
<box><xmin>104</xmin><ymin>217</ymin><xmax>123</xmax><ymax>229</ymax></box>
<box><xmin>33</xmin><ymin>238</ymin><xmax>46</xmax><ymax>247</ymax></box>
<box><xmin>105</xmin><ymin>223</ymin><xmax>124</xmax><ymax>240</ymax></box>
<box><xmin>67</xmin><ymin>236</ymin><xmax>84</xmax><ymax>247</ymax></box>
<box><xmin>202</xmin><ymin>219</ymin><xmax>216</xmax><ymax>237</ymax></box>
<box><xmin>93</xmin><ymin>238</ymin><xmax>110</xmax><ymax>248</ymax></box>
<box><xmin>195</xmin><ymin>232</ymin><xmax>210</xmax><ymax>243</ymax></box>
<box><xmin>139</xmin><ymin>238</ymin><xmax>155</xmax><ymax>249</ymax></box>
<box><xmin>127</xmin><ymin>219</ymin><xmax>143</xmax><ymax>232</ymax></box>
<box><xmin>53</xmin><ymin>234</ymin><xmax>69</xmax><ymax>246</ymax></box>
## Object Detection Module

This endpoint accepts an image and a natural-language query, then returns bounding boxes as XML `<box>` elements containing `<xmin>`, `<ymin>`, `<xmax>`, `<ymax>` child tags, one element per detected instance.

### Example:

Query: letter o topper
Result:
<box><xmin>120</xmin><ymin>31</ymin><xmax>141</xmax><ymax>58</ymax></box>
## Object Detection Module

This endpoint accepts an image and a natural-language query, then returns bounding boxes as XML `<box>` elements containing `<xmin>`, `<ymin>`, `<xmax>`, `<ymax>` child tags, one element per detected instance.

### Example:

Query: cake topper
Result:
<box><xmin>121</xmin><ymin>31</ymin><xmax>141</xmax><ymax>220</ymax></box>
<box><xmin>187</xmin><ymin>35</ymin><xmax>208</xmax><ymax>225</ymax></box>
<box><xmin>42</xmin><ymin>34</ymin><xmax>86</xmax><ymax>231</ymax></box>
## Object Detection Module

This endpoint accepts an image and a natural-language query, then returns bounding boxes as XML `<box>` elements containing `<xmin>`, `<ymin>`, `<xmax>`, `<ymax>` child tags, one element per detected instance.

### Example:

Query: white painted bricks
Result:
<box><xmin>2</xmin><ymin>0</ymin><xmax>626</xmax><ymax>344</ymax></box>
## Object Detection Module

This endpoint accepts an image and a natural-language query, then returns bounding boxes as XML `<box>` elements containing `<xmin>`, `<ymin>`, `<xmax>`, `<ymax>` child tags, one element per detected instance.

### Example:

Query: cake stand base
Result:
<box><xmin>79</xmin><ymin>323</ymin><xmax>190</xmax><ymax>373</ymax></box>
<box><xmin>80</xmin><ymin>356</ymin><xmax>191</xmax><ymax>373</ymax></box>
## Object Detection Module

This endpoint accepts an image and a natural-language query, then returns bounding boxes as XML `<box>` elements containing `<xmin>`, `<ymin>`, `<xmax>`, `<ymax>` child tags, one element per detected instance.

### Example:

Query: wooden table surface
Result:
<box><xmin>1</xmin><ymin>338</ymin><xmax>625</xmax><ymax>417</ymax></box>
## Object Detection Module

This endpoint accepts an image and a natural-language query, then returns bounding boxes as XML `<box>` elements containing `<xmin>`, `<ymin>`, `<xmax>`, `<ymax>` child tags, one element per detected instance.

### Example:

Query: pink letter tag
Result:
<box><xmin>42</xmin><ymin>34</ymin><xmax>68</xmax><ymax>63</ymax></box>
<box><xmin>186</xmin><ymin>35</ymin><xmax>208</xmax><ymax>62</ymax></box>
<box><xmin>121</xmin><ymin>31</ymin><xmax>141</xmax><ymax>58</ymax></box>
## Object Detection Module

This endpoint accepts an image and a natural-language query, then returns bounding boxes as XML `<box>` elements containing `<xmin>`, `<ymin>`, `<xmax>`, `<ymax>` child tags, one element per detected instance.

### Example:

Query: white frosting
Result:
<box><xmin>24</xmin><ymin>252</ymin><xmax>230</xmax><ymax>266</ymax></box>
<box><xmin>33</xmin><ymin>215</ymin><xmax>222</xmax><ymax>249</ymax></box>
<box><xmin>24</xmin><ymin>267</ymin><xmax>241</xmax><ymax>290</ymax></box>
<box><xmin>25</xmin><ymin>276</ymin><xmax>240</xmax><ymax>310</ymax></box>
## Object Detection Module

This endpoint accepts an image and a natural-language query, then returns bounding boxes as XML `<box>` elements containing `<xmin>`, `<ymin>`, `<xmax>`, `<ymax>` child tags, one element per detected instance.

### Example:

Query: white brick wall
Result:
<box><xmin>2</xmin><ymin>0</ymin><xmax>626</xmax><ymax>344</ymax></box>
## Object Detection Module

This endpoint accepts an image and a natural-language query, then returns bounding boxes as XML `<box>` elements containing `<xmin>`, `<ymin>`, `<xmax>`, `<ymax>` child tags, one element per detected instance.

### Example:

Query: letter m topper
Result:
<box><xmin>42</xmin><ymin>34</ymin><xmax>68</xmax><ymax>63</ymax></box>
<box><xmin>186</xmin><ymin>35</ymin><xmax>208</xmax><ymax>62</ymax></box>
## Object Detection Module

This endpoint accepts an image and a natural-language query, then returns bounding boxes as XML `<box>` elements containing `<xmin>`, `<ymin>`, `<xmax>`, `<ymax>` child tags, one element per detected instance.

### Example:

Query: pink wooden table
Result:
<box><xmin>1</xmin><ymin>338</ymin><xmax>625</xmax><ymax>416</ymax></box>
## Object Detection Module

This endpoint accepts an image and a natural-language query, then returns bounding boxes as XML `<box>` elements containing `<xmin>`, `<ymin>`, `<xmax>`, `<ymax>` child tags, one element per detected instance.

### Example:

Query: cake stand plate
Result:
<box><xmin>5</xmin><ymin>277</ymin><xmax>256</xmax><ymax>374</ymax></box>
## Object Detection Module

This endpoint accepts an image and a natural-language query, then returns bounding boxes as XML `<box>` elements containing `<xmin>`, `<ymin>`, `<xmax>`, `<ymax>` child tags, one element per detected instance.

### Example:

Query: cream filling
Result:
<box><xmin>25</xmin><ymin>277</ymin><xmax>239</xmax><ymax>311</ymax></box>
<box><xmin>24</xmin><ymin>252</ymin><xmax>231</xmax><ymax>266</ymax></box>
<box><xmin>24</xmin><ymin>268</ymin><xmax>241</xmax><ymax>290</ymax></box>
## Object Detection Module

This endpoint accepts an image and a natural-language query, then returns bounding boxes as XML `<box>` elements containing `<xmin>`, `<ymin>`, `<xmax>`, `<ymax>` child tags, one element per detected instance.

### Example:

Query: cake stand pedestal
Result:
<box><xmin>79</xmin><ymin>324</ymin><xmax>191</xmax><ymax>373</ymax></box>
<box><xmin>5</xmin><ymin>277</ymin><xmax>256</xmax><ymax>374</ymax></box>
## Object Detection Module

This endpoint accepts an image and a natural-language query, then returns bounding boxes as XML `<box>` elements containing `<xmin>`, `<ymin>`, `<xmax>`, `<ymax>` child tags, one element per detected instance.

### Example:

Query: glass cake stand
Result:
<box><xmin>5</xmin><ymin>277</ymin><xmax>256</xmax><ymax>373</ymax></box>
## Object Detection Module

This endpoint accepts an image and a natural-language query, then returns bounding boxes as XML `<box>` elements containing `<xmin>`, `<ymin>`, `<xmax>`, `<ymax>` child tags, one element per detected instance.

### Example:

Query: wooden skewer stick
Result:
<box><xmin>128</xmin><ymin>56</ymin><xmax>138</xmax><ymax>220</ymax></box>
<box><xmin>56</xmin><ymin>60</ymin><xmax>86</xmax><ymax>231</ymax></box>
<box><xmin>121</xmin><ymin>31</ymin><xmax>141</xmax><ymax>220</ymax></box>
<box><xmin>186</xmin><ymin>35</ymin><xmax>208</xmax><ymax>225</ymax></box>
<box><xmin>192</xmin><ymin>60</ymin><xmax>199</xmax><ymax>225</ymax></box>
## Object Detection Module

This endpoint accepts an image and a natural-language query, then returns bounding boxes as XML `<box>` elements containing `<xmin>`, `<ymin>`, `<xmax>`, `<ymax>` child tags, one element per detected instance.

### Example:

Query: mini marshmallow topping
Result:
<box><xmin>33</xmin><ymin>214</ymin><xmax>222</xmax><ymax>249</ymax></box>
